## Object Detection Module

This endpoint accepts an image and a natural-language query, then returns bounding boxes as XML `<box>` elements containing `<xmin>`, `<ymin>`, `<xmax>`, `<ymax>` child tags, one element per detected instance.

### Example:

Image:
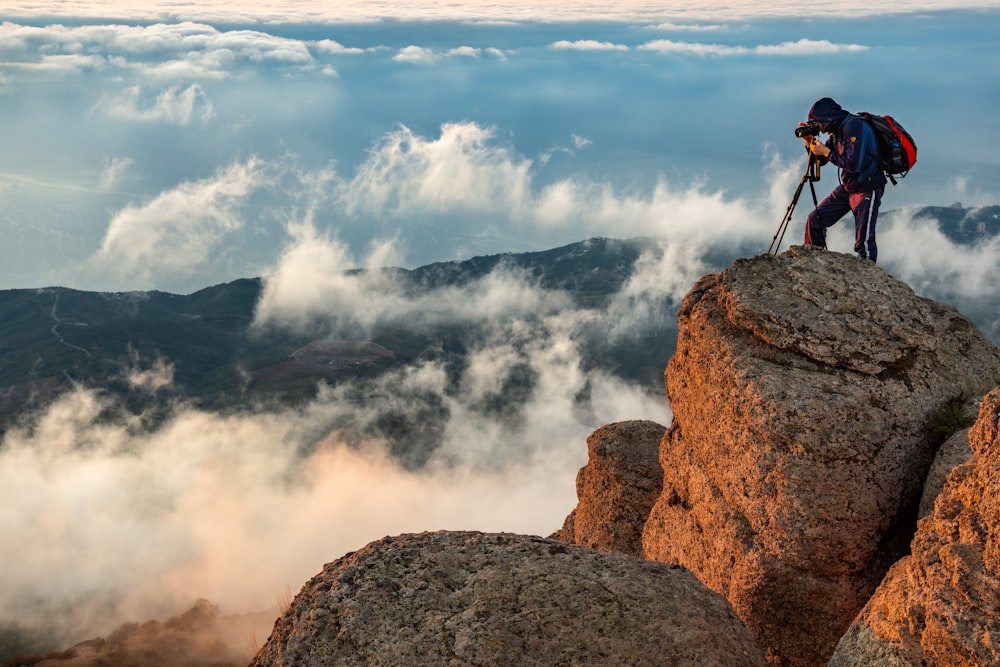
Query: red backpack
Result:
<box><xmin>858</xmin><ymin>111</ymin><xmax>917</xmax><ymax>185</ymax></box>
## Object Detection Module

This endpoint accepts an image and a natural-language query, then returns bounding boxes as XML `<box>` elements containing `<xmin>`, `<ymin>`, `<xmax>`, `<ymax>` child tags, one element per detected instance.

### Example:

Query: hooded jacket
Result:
<box><xmin>808</xmin><ymin>98</ymin><xmax>886</xmax><ymax>193</ymax></box>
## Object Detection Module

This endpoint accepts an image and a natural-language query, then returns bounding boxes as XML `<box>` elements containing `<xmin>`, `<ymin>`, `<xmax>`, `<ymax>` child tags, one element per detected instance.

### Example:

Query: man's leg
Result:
<box><xmin>805</xmin><ymin>185</ymin><xmax>851</xmax><ymax>249</ymax></box>
<box><xmin>850</xmin><ymin>187</ymin><xmax>884</xmax><ymax>262</ymax></box>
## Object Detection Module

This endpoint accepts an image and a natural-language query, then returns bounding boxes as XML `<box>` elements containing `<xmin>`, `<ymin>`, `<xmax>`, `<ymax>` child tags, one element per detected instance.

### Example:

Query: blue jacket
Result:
<box><xmin>809</xmin><ymin>98</ymin><xmax>886</xmax><ymax>193</ymax></box>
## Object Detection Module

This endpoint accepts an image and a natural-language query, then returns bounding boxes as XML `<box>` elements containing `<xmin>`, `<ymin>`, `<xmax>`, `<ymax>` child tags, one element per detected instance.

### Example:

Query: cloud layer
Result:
<box><xmin>2</xmin><ymin>0</ymin><xmax>998</xmax><ymax>23</ymax></box>
<box><xmin>1</xmin><ymin>247</ymin><xmax>671</xmax><ymax>649</ymax></box>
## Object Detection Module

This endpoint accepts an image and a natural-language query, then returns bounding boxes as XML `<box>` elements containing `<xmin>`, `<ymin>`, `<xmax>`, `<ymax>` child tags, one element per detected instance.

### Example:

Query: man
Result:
<box><xmin>801</xmin><ymin>98</ymin><xmax>886</xmax><ymax>262</ymax></box>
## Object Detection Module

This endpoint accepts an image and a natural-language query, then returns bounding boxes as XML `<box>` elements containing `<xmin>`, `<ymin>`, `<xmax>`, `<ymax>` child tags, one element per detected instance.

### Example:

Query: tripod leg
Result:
<box><xmin>768</xmin><ymin>176</ymin><xmax>807</xmax><ymax>255</ymax></box>
<box><xmin>768</xmin><ymin>153</ymin><xmax>818</xmax><ymax>256</ymax></box>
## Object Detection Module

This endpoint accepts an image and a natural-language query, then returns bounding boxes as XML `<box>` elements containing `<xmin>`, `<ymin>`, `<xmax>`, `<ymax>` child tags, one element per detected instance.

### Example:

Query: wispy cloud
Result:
<box><xmin>638</xmin><ymin>38</ymin><xmax>868</xmax><ymax>56</ymax></box>
<box><xmin>99</xmin><ymin>156</ymin><xmax>136</xmax><ymax>190</ymax></box>
<box><xmin>550</xmin><ymin>39</ymin><xmax>629</xmax><ymax>51</ymax></box>
<box><xmin>93</xmin><ymin>158</ymin><xmax>266</xmax><ymax>286</ymax></box>
<box><xmin>93</xmin><ymin>84</ymin><xmax>214</xmax><ymax>125</ymax></box>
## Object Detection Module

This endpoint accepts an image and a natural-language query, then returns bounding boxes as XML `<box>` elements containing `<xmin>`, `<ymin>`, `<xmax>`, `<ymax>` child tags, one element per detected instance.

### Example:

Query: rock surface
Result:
<box><xmin>918</xmin><ymin>427</ymin><xmax>972</xmax><ymax>519</ymax></box>
<box><xmin>249</xmin><ymin>531</ymin><xmax>766</xmax><ymax>666</ymax></box>
<box><xmin>635</xmin><ymin>247</ymin><xmax>1000</xmax><ymax>665</ymax></box>
<box><xmin>829</xmin><ymin>387</ymin><xmax>1000</xmax><ymax>666</ymax></box>
<box><xmin>553</xmin><ymin>420</ymin><xmax>665</xmax><ymax>557</ymax></box>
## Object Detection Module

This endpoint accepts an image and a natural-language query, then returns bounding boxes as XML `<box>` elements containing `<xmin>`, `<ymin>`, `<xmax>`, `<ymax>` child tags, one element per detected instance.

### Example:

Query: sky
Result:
<box><xmin>2</xmin><ymin>0</ymin><xmax>1000</xmax><ymax>656</ymax></box>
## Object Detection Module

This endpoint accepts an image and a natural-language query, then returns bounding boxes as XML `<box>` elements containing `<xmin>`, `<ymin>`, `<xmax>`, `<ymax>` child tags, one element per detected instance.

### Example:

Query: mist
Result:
<box><xmin>0</xmin><ymin>249</ymin><xmax>671</xmax><ymax>653</ymax></box>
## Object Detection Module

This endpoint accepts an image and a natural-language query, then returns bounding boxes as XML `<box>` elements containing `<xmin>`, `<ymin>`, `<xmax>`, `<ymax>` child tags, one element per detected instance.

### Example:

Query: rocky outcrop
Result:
<box><xmin>829</xmin><ymin>387</ymin><xmax>1000</xmax><ymax>666</ymax></box>
<box><xmin>628</xmin><ymin>246</ymin><xmax>1000</xmax><ymax>665</ymax></box>
<box><xmin>250</xmin><ymin>531</ymin><xmax>766</xmax><ymax>666</ymax></box>
<box><xmin>553</xmin><ymin>420</ymin><xmax>665</xmax><ymax>557</ymax></box>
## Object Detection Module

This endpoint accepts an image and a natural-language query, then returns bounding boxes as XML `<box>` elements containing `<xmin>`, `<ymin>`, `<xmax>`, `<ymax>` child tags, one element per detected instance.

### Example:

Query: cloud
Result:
<box><xmin>1</xmin><ymin>53</ymin><xmax>107</xmax><ymax>73</ymax></box>
<box><xmin>549</xmin><ymin>39</ymin><xmax>629</xmax><ymax>51</ymax></box>
<box><xmin>312</xmin><ymin>38</ymin><xmax>365</xmax><ymax>55</ymax></box>
<box><xmin>99</xmin><ymin>156</ymin><xmax>135</xmax><ymax>190</ymax></box>
<box><xmin>448</xmin><ymin>45</ymin><xmax>481</xmax><ymax>57</ymax></box>
<box><xmin>341</xmin><ymin>122</ymin><xmax>534</xmax><ymax>217</ymax></box>
<box><xmin>0</xmin><ymin>21</ymin><xmax>319</xmax><ymax>81</ymax></box>
<box><xmin>0</xmin><ymin>0</ymin><xmax>993</xmax><ymax>23</ymax></box>
<box><xmin>485</xmin><ymin>47</ymin><xmax>509</xmax><ymax>60</ymax></box>
<box><xmin>252</xmin><ymin>223</ymin><xmax>574</xmax><ymax>335</ymax></box>
<box><xmin>754</xmin><ymin>38</ymin><xmax>868</xmax><ymax>55</ymax></box>
<box><xmin>881</xmin><ymin>208</ymin><xmax>1000</xmax><ymax>302</ymax></box>
<box><xmin>94</xmin><ymin>83</ymin><xmax>214</xmax><ymax>125</ymax></box>
<box><xmin>92</xmin><ymin>158</ymin><xmax>266</xmax><ymax>287</ymax></box>
<box><xmin>393</xmin><ymin>45</ymin><xmax>439</xmax><ymax>63</ymax></box>
<box><xmin>647</xmin><ymin>21</ymin><xmax>727</xmax><ymax>31</ymax></box>
<box><xmin>392</xmin><ymin>44</ymin><xmax>501</xmax><ymax>63</ymax></box>
<box><xmin>328</xmin><ymin>120</ymin><xmax>782</xmax><ymax>266</ymax></box>
<box><xmin>638</xmin><ymin>38</ymin><xmax>868</xmax><ymax>56</ymax></box>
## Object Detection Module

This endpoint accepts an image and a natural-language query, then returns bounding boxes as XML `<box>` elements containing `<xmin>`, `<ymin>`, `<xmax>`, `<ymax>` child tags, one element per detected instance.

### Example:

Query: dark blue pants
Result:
<box><xmin>804</xmin><ymin>184</ymin><xmax>884</xmax><ymax>262</ymax></box>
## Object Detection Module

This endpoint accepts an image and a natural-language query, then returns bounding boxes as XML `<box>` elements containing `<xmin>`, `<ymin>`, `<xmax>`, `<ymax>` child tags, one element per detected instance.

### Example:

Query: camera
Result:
<box><xmin>794</xmin><ymin>120</ymin><xmax>823</xmax><ymax>138</ymax></box>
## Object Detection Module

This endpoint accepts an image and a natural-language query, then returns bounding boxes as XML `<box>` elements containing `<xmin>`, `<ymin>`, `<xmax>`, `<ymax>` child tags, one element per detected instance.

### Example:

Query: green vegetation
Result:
<box><xmin>927</xmin><ymin>397</ymin><xmax>976</xmax><ymax>443</ymax></box>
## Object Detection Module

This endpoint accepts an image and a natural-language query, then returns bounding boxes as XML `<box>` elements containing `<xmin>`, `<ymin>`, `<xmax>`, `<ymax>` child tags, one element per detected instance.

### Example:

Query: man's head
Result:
<box><xmin>808</xmin><ymin>97</ymin><xmax>849</xmax><ymax>133</ymax></box>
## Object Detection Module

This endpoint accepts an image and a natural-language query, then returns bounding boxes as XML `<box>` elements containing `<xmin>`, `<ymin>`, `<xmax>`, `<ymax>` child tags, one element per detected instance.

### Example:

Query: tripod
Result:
<box><xmin>767</xmin><ymin>147</ymin><xmax>822</xmax><ymax>256</ymax></box>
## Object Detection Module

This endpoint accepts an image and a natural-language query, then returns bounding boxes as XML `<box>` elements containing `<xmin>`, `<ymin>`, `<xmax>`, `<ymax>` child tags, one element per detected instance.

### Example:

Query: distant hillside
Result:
<box><xmin>910</xmin><ymin>203</ymin><xmax>999</xmax><ymax>244</ymax></box>
<box><xmin>1</xmin><ymin>203</ymin><xmax>996</xmax><ymax>456</ymax></box>
<box><xmin>0</xmin><ymin>237</ymin><xmax>673</xmax><ymax>449</ymax></box>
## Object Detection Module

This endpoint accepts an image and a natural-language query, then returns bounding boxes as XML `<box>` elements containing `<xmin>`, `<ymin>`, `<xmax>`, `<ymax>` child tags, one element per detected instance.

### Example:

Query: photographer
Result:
<box><xmin>799</xmin><ymin>98</ymin><xmax>886</xmax><ymax>262</ymax></box>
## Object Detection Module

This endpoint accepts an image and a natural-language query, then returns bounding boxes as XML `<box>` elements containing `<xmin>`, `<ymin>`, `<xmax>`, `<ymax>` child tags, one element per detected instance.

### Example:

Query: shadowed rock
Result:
<box><xmin>829</xmin><ymin>387</ymin><xmax>1000</xmax><ymax>665</ymax></box>
<box><xmin>553</xmin><ymin>419</ymin><xmax>665</xmax><ymax>557</ymax></box>
<box><xmin>250</xmin><ymin>531</ymin><xmax>766</xmax><ymax>666</ymax></box>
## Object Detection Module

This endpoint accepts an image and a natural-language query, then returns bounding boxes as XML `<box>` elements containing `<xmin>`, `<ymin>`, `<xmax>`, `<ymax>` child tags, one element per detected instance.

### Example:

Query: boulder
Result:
<box><xmin>641</xmin><ymin>246</ymin><xmax>1000</xmax><ymax>665</ymax></box>
<box><xmin>829</xmin><ymin>387</ymin><xmax>1000</xmax><ymax>666</ymax></box>
<box><xmin>250</xmin><ymin>531</ymin><xmax>766</xmax><ymax>666</ymax></box>
<box><xmin>553</xmin><ymin>419</ymin><xmax>665</xmax><ymax>557</ymax></box>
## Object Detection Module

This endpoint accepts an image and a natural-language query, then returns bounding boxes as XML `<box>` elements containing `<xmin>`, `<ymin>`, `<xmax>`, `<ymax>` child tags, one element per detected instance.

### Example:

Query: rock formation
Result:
<box><xmin>641</xmin><ymin>247</ymin><xmax>1000</xmax><ymax>665</ymax></box>
<box><xmin>249</xmin><ymin>531</ymin><xmax>766</xmax><ymax>666</ymax></box>
<box><xmin>829</xmin><ymin>387</ymin><xmax>1000</xmax><ymax>665</ymax></box>
<box><xmin>559</xmin><ymin>246</ymin><xmax>1000</xmax><ymax>665</ymax></box>
<box><xmin>553</xmin><ymin>420</ymin><xmax>665</xmax><ymax>557</ymax></box>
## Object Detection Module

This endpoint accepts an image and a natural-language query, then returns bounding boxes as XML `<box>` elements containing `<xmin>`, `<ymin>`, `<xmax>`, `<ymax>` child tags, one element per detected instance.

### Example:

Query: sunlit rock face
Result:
<box><xmin>249</xmin><ymin>531</ymin><xmax>767</xmax><ymax>666</ymax></box>
<box><xmin>639</xmin><ymin>246</ymin><xmax>1000</xmax><ymax>665</ymax></box>
<box><xmin>829</xmin><ymin>388</ymin><xmax>1000</xmax><ymax>666</ymax></box>
<box><xmin>553</xmin><ymin>419</ymin><xmax>665</xmax><ymax>557</ymax></box>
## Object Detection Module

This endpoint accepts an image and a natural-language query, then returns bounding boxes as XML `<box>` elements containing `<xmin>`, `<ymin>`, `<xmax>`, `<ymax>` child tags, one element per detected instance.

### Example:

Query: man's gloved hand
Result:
<box><xmin>809</xmin><ymin>140</ymin><xmax>831</xmax><ymax>158</ymax></box>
